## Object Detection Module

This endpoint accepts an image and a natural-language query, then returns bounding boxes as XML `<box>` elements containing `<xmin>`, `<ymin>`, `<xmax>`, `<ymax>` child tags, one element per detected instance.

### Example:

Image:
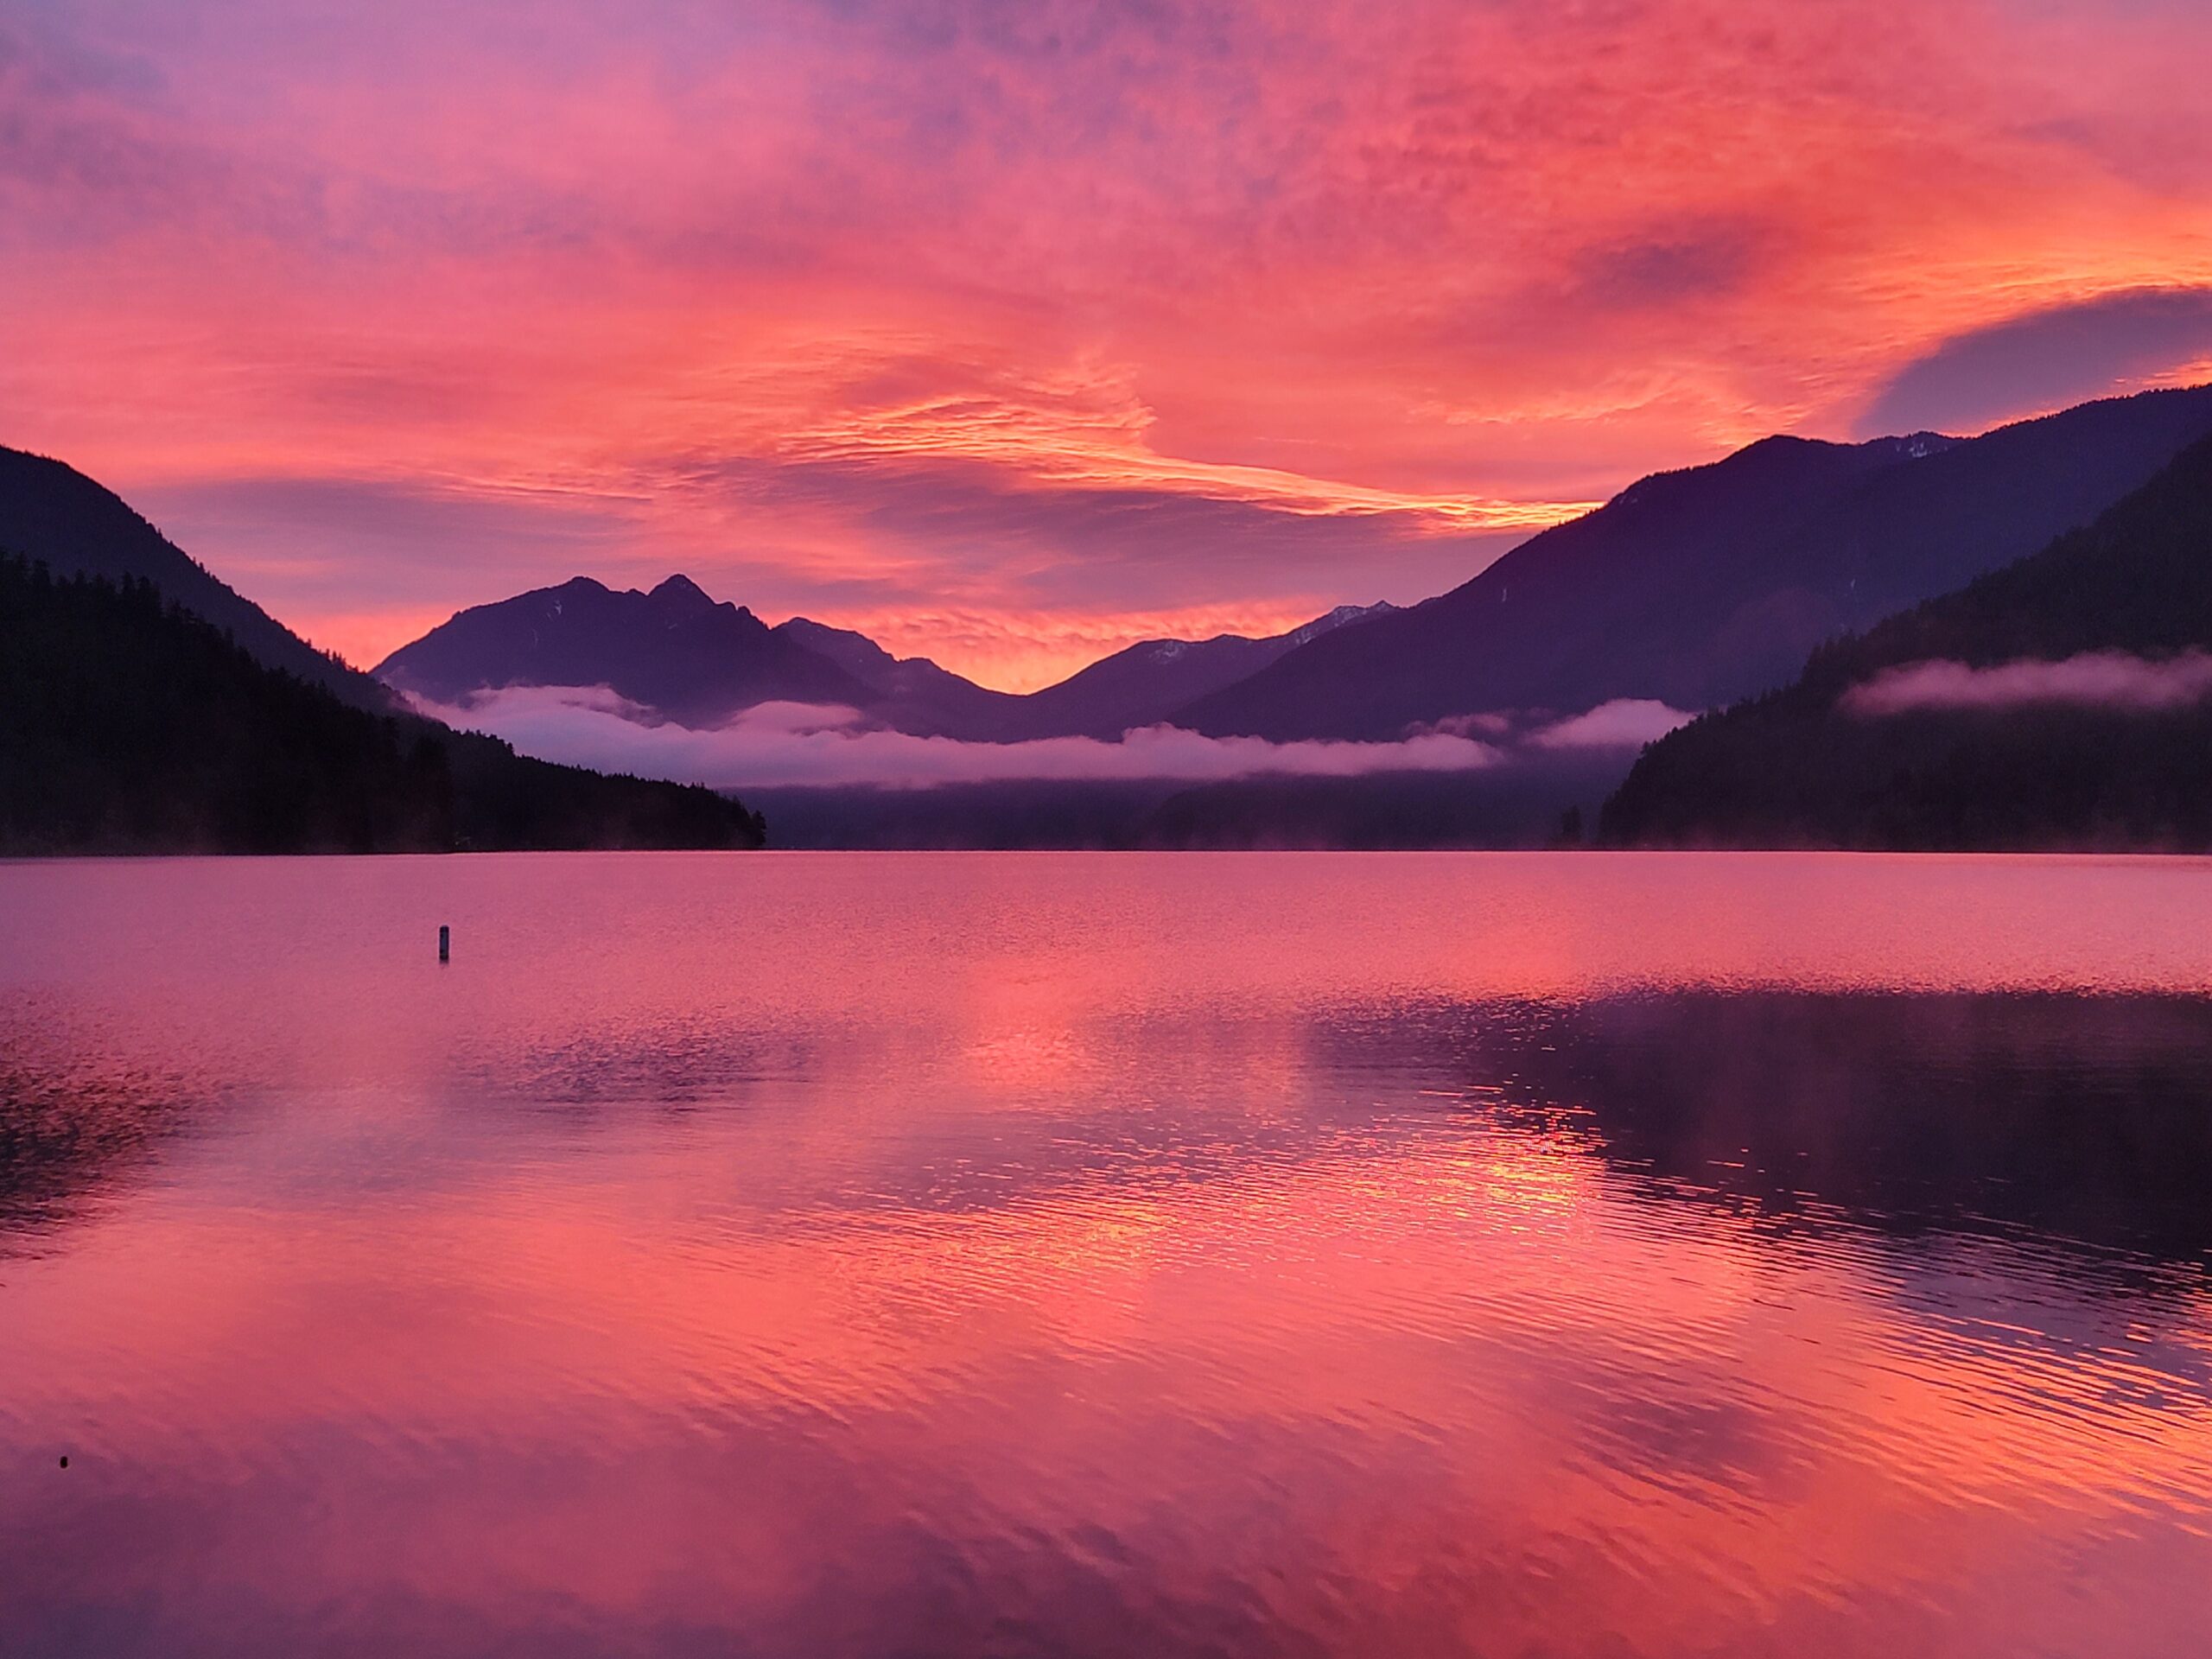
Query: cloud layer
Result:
<box><xmin>8</xmin><ymin>2</ymin><xmax>2212</xmax><ymax>682</ymax></box>
<box><xmin>1525</xmin><ymin>700</ymin><xmax>1696</xmax><ymax>751</ymax></box>
<box><xmin>1843</xmin><ymin>652</ymin><xmax>2212</xmax><ymax>715</ymax></box>
<box><xmin>425</xmin><ymin>687</ymin><xmax>1506</xmax><ymax>790</ymax></box>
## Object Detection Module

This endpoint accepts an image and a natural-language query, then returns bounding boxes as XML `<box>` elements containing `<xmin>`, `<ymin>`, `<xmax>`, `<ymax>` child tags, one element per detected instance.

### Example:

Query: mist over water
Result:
<box><xmin>3</xmin><ymin>853</ymin><xmax>2209</xmax><ymax>1657</ymax></box>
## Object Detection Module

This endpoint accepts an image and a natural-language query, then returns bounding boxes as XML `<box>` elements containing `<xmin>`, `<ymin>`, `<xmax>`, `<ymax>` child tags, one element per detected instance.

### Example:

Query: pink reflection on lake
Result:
<box><xmin>3</xmin><ymin>853</ymin><xmax>2210</xmax><ymax>1656</ymax></box>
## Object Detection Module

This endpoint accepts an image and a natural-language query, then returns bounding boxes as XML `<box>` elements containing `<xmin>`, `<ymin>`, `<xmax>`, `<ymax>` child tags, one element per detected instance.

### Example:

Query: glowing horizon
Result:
<box><xmin>7</xmin><ymin>0</ymin><xmax>2212</xmax><ymax>690</ymax></box>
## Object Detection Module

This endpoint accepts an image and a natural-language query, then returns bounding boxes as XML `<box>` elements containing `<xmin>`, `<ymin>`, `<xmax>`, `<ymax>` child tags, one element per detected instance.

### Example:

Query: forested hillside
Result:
<box><xmin>0</xmin><ymin>557</ymin><xmax>766</xmax><ymax>855</ymax></box>
<box><xmin>1601</xmin><ymin>434</ymin><xmax>2212</xmax><ymax>850</ymax></box>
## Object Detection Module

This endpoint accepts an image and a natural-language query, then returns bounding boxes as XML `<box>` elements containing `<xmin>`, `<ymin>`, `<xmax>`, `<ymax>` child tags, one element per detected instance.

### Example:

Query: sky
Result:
<box><xmin>5</xmin><ymin>0</ymin><xmax>2212</xmax><ymax>690</ymax></box>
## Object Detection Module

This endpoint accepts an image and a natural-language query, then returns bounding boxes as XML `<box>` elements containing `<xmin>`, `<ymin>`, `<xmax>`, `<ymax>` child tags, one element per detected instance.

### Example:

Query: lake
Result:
<box><xmin>3</xmin><ymin>852</ymin><xmax>2210</xmax><ymax>1657</ymax></box>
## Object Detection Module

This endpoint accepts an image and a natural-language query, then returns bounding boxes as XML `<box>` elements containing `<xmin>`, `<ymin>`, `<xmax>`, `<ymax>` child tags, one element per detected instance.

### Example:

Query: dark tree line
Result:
<box><xmin>0</xmin><ymin>556</ymin><xmax>766</xmax><ymax>855</ymax></box>
<box><xmin>1601</xmin><ymin>431</ymin><xmax>2212</xmax><ymax>850</ymax></box>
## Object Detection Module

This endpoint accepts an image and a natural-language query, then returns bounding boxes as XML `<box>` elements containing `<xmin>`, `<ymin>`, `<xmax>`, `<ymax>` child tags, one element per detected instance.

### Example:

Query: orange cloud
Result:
<box><xmin>3</xmin><ymin>0</ymin><xmax>2211</xmax><ymax>685</ymax></box>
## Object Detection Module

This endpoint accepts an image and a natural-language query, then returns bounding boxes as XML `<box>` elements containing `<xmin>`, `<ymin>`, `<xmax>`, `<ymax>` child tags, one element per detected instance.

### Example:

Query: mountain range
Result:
<box><xmin>8</xmin><ymin>378</ymin><xmax>2212</xmax><ymax>853</ymax></box>
<box><xmin>371</xmin><ymin>385</ymin><xmax>2212</xmax><ymax>757</ymax></box>
<box><xmin>375</xmin><ymin>581</ymin><xmax>1401</xmax><ymax>741</ymax></box>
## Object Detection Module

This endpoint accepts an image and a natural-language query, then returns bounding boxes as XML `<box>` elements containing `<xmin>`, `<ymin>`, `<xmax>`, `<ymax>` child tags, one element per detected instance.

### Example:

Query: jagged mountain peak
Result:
<box><xmin>373</xmin><ymin>573</ymin><xmax>862</xmax><ymax>721</ymax></box>
<box><xmin>648</xmin><ymin>572</ymin><xmax>717</xmax><ymax>607</ymax></box>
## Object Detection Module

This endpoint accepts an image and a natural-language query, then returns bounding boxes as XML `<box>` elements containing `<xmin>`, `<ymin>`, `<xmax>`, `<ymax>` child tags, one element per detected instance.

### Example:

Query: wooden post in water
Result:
<box><xmin>438</xmin><ymin>925</ymin><xmax>450</xmax><ymax>963</ymax></box>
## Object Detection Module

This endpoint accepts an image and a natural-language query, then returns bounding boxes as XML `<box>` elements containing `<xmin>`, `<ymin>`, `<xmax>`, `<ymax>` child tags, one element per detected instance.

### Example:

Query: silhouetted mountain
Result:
<box><xmin>0</xmin><ymin>556</ymin><xmax>766</xmax><ymax>855</ymax></box>
<box><xmin>1600</xmin><ymin>431</ymin><xmax>2212</xmax><ymax>849</ymax></box>
<box><xmin>1010</xmin><ymin>603</ymin><xmax>1398</xmax><ymax>739</ymax></box>
<box><xmin>781</xmin><ymin>607</ymin><xmax>1405</xmax><ymax>740</ymax></box>
<box><xmin>771</xmin><ymin>616</ymin><xmax>1031</xmax><ymax>737</ymax></box>
<box><xmin>1181</xmin><ymin>386</ymin><xmax>2212</xmax><ymax>741</ymax></box>
<box><xmin>381</xmin><ymin>581</ymin><xmax>1399</xmax><ymax>741</ymax></box>
<box><xmin>0</xmin><ymin>445</ymin><xmax>393</xmax><ymax>709</ymax></box>
<box><xmin>376</xmin><ymin>575</ymin><xmax>876</xmax><ymax>724</ymax></box>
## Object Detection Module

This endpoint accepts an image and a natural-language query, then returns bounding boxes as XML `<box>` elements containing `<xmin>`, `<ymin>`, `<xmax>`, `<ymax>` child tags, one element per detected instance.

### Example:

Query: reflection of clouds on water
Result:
<box><xmin>4</xmin><ymin>856</ymin><xmax>2212</xmax><ymax>1657</ymax></box>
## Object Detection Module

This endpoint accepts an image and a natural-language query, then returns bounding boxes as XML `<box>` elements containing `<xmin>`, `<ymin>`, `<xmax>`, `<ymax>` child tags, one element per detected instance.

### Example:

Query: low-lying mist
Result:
<box><xmin>1844</xmin><ymin>651</ymin><xmax>2212</xmax><ymax>716</ymax></box>
<box><xmin>409</xmin><ymin>686</ymin><xmax>1693</xmax><ymax>792</ymax></box>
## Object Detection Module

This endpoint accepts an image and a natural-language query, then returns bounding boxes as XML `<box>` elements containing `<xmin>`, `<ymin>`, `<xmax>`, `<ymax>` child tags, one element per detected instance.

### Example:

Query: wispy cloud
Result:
<box><xmin>10</xmin><ymin>0</ymin><xmax>2212</xmax><ymax>680</ymax></box>
<box><xmin>417</xmin><ymin>686</ymin><xmax>1506</xmax><ymax>790</ymax></box>
<box><xmin>1842</xmin><ymin>652</ymin><xmax>2212</xmax><ymax>715</ymax></box>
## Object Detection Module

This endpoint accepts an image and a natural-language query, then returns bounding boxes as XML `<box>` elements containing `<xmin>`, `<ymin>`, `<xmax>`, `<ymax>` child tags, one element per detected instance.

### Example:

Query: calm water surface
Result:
<box><xmin>3</xmin><ymin>852</ymin><xmax>2210</xmax><ymax>1657</ymax></box>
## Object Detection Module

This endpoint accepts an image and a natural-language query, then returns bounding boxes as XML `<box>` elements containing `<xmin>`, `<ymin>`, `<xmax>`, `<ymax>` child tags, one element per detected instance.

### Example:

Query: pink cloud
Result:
<box><xmin>1527</xmin><ymin>700</ymin><xmax>1697</xmax><ymax>751</ymax></box>
<box><xmin>416</xmin><ymin>686</ymin><xmax>1505</xmax><ymax>790</ymax></box>
<box><xmin>1842</xmin><ymin>652</ymin><xmax>2212</xmax><ymax>716</ymax></box>
<box><xmin>7</xmin><ymin>0</ymin><xmax>2212</xmax><ymax>683</ymax></box>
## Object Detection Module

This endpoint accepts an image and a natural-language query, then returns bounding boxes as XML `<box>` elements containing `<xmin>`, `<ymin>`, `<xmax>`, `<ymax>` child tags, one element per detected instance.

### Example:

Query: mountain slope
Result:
<box><xmin>1599</xmin><ymin>431</ymin><xmax>2212</xmax><ymax>850</ymax></box>
<box><xmin>377</xmin><ymin>575</ymin><xmax>875</xmax><ymax>723</ymax></box>
<box><xmin>1180</xmin><ymin>386</ymin><xmax>2212</xmax><ymax>741</ymax></box>
<box><xmin>772</xmin><ymin>616</ymin><xmax>1031</xmax><ymax>737</ymax></box>
<box><xmin>0</xmin><ymin>557</ymin><xmax>765</xmax><ymax>854</ymax></box>
<box><xmin>1007</xmin><ymin>603</ymin><xmax>1398</xmax><ymax>739</ymax></box>
<box><xmin>0</xmin><ymin>446</ymin><xmax>392</xmax><ymax>709</ymax></box>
